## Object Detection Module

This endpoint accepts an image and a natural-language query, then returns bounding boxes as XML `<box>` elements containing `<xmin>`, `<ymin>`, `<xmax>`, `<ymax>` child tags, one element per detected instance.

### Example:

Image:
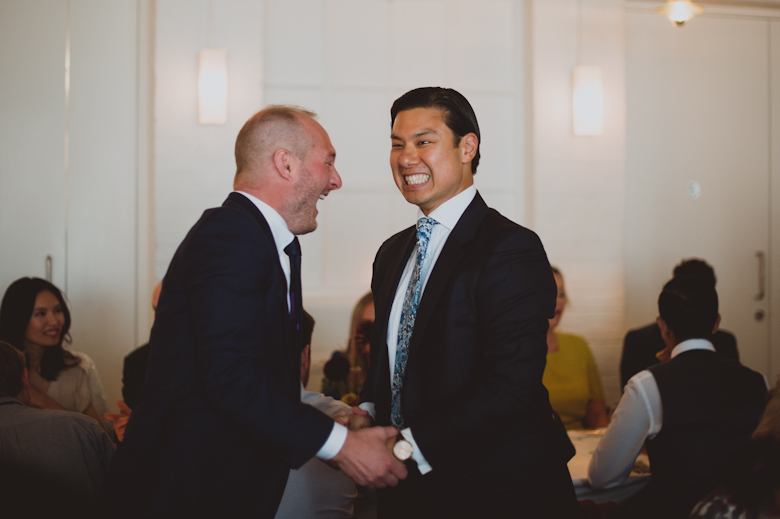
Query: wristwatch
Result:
<box><xmin>392</xmin><ymin>433</ymin><xmax>414</xmax><ymax>461</ymax></box>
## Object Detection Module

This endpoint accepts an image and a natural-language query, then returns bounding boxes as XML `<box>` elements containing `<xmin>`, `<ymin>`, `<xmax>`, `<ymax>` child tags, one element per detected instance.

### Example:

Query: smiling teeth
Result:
<box><xmin>318</xmin><ymin>195</ymin><xmax>325</xmax><ymax>200</ymax></box>
<box><xmin>405</xmin><ymin>174</ymin><xmax>430</xmax><ymax>185</ymax></box>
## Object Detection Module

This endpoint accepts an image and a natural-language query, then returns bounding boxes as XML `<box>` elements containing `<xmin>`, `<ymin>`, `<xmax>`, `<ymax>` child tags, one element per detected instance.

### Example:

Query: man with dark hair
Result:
<box><xmin>108</xmin><ymin>106</ymin><xmax>405</xmax><ymax>519</ymax></box>
<box><xmin>0</xmin><ymin>341</ymin><xmax>114</xmax><ymax>518</ymax></box>
<box><xmin>359</xmin><ymin>87</ymin><xmax>578</xmax><ymax>518</ymax></box>
<box><xmin>620</xmin><ymin>258</ymin><xmax>739</xmax><ymax>387</ymax></box>
<box><xmin>589</xmin><ymin>277</ymin><xmax>767</xmax><ymax>519</ymax></box>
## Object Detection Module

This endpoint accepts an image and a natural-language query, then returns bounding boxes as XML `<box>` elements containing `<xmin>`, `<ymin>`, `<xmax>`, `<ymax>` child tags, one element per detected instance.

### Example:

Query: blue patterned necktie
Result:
<box><xmin>391</xmin><ymin>216</ymin><xmax>436</xmax><ymax>428</ymax></box>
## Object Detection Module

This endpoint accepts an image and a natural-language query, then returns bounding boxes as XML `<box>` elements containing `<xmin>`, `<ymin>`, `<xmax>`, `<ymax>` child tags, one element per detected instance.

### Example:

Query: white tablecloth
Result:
<box><xmin>567</xmin><ymin>429</ymin><xmax>651</xmax><ymax>503</ymax></box>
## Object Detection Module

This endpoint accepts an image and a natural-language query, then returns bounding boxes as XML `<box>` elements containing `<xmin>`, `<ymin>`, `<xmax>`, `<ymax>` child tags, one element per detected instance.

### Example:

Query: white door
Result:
<box><xmin>626</xmin><ymin>12</ymin><xmax>772</xmax><ymax>378</ymax></box>
<box><xmin>0</xmin><ymin>1</ymin><xmax>68</xmax><ymax>289</ymax></box>
<box><xmin>0</xmin><ymin>0</ymin><xmax>140</xmax><ymax>409</ymax></box>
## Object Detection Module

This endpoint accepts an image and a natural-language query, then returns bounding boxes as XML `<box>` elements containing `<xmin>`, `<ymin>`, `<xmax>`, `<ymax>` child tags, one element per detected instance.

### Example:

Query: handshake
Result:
<box><xmin>325</xmin><ymin>407</ymin><xmax>408</xmax><ymax>488</ymax></box>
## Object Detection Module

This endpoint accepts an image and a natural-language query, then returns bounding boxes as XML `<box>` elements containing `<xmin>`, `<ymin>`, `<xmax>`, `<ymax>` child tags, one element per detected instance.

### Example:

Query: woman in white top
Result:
<box><xmin>0</xmin><ymin>277</ymin><xmax>113</xmax><ymax>437</ymax></box>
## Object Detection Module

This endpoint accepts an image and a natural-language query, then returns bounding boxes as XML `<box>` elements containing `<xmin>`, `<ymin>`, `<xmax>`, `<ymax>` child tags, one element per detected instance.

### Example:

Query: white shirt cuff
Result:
<box><xmin>358</xmin><ymin>401</ymin><xmax>376</xmax><ymax>421</ymax></box>
<box><xmin>315</xmin><ymin>422</ymin><xmax>348</xmax><ymax>460</ymax></box>
<box><xmin>402</xmin><ymin>428</ymin><xmax>432</xmax><ymax>474</ymax></box>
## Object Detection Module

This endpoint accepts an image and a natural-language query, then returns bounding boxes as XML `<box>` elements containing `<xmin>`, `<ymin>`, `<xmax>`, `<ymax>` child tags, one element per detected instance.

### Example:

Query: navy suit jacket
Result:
<box><xmin>361</xmin><ymin>194</ymin><xmax>579</xmax><ymax>518</ymax></box>
<box><xmin>107</xmin><ymin>193</ymin><xmax>334</xmax><ymax>518</ymax></box>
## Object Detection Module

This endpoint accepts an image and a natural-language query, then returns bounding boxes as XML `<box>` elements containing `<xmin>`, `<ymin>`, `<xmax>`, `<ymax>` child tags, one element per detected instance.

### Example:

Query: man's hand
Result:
<box><xmin>333</xmin><ymin>406</ymin><xmax>374</xmax><ymax>431</ymax></box>
<box><xmin>329</xmin><ymin>426</ymin><xmax>407</xmax><ymax>488</ymax></box>
<box><xmin>104</xmin><ymin>400</ymin><xmax>132</xmax><ymax>442</ymax></box>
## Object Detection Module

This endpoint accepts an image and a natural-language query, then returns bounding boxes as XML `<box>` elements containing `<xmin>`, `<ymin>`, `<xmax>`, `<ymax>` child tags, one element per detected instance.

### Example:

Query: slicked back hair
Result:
<box><xmin>658</xmin><ymin>276</ymin><xmax>719</xmax><ymax>342</ymax></box>
<box><xmin>235</xmin><ymin>105</ymin><xmax>318</xmax><ymax>177</ymax></box>
<box><xmin>0</xmin><ymin>340</ymin><xmax>26</xmax><ymax>398</ymax></box>
<box><xmin>390</xmin><ymin>87</ymin><xmax>481</xmax><ymax>174</ymax></box>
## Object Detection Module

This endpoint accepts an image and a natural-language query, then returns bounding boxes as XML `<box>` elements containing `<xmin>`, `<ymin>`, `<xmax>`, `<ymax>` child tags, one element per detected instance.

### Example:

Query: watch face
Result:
<box><xmin>393</xmin><ymin>439</ymin><xmax>413</xmax><ymax>461</ymax></box>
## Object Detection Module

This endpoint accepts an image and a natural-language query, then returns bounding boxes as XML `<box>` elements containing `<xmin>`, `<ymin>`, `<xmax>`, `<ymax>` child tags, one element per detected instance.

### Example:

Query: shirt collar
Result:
<box><xmin>235</xmin><ymin>191</ymin><xmax>295</xmax><ymax>253</ymax></box>
<box><xmin>671</xmin><ymin>338</ymin><xmax>716</xmax><ymax>359</ymax></box>
<box><xmin>0</xmin><ymin>397</ymin><xmax>23</xmax><ymax>407</ymax></box>
<box><xmin>418</xmin><ymin>185</ymin><xmax>477</xmax><ymax>230</ymax></box>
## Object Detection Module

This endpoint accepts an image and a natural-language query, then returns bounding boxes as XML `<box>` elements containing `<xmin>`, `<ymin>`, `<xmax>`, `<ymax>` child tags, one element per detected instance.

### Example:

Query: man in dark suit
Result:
<box><xmin>359</xmin><ymin>87</ymin><xmax>579</xmax><ymax>518</ymax></box>
<box><xmin>107</xmin><ymin>106</ymin><xmax>406</xmax><ymax>518</ymax></box>
<box><xmin>620</xmin><ymin>259</ymin><xmax>739</xmax><ymax>388</ymax></box>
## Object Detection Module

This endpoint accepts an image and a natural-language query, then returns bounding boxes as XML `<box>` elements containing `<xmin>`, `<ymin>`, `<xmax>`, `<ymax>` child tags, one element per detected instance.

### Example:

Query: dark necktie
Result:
<box><xmin>284</xmin><ymin>237</ymin><xmax>303</xmax><ymax>356</ymax></box>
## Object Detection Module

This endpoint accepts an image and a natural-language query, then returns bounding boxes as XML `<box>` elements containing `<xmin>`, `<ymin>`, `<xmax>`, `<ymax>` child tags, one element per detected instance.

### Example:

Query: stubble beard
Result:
<box><xmin>285</xmin><ymin>165</ymin><xmax>319</xmax><ymax>235</ymax></box>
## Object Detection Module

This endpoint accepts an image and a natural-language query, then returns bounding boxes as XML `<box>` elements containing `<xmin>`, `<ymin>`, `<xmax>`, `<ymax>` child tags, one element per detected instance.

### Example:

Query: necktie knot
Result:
<box><xmin>284</xmin><ymin>237</ymin><xmax>301</xmax><ymax>258</ymax></box>
<box><xmin>416</xmin><ymin>217</ymin><xmax>435</xmax><ymax>243</ymax></box>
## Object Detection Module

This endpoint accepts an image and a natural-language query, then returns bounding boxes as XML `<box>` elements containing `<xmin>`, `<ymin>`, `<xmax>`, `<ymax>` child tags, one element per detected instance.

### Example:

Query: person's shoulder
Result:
<box><xmin>63</xmin><ymin>349</ymin><xmax>94</xmax><ymax>373</ymax></box>
<box><xmin>11</xmin><ymin>404</ymin><xmax>101</xmax><ymax>430</ymax></box>
<box><xmin>125</xmin><ymin>343</ymin><xmax>151</xmax><ymax>363</ymax></box>
<box><xmin>377</xmin><ymin>225</ymin><xmax>415</xmax><ymax>256</ymax></box>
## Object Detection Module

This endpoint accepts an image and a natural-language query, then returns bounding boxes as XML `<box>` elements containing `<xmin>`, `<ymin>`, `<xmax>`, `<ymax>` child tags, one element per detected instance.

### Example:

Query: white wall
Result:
<box><xmin>154</xmin><ymin>0</ymin><xmax>529</xmax><ymax>389</ymax></box>
<box><xmin>532</xmin><ymin>0</ymin><xmax>627</xmax><ymax>404</ymax></box>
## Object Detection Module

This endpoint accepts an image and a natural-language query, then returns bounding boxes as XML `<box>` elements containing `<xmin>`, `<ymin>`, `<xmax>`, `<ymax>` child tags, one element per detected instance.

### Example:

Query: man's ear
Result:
<box><xmin>272</xmin><ymin>148</ymin><xmax>298</xmax><ymax>181</ymax></box>
<box><xmin>460</xmin><ymin>133</ymin><xmax>478</xmax><ymax>164</ymax></box>
<box><xmin>712</xmin><ymin>313</ymin><xmax>721</xmax><ymax>335</ymax></box>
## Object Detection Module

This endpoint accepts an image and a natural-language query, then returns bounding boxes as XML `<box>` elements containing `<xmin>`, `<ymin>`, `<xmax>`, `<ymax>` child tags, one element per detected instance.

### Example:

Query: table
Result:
<box><xmin>567</xmin><ymin>429</ymin><xmax>650</xmax><ymax>503</ymax></box>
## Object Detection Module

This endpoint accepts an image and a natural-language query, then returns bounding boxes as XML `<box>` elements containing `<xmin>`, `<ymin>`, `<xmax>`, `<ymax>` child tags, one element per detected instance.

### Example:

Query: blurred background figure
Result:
<box><xmin>0</xmin><ymin>340</ymin><xmax>114</xmax><ymax>519</ymax></box>
<box><xmin>0</xmin><ymin>277</ymin><xmax>114</xmax><ymax>437</ymax></box>
<box><xmin>104</xmin><ymin>279</ymin><xmax>163</xmax><ymax>442</ymax></box>
<box><xmin>690</xmin><ymin>377</ymin><xmax>780</xmax><ymax>519</ymax></box>
<box><xmin>543</xmin><ymin>267</ymin><xmax>609</xmax><ymax>430</ymax></box>
<box><xmin>620</xmin><ymin>259</ymin><xmax>739</xmax><ymax>389</ymax></box>
<box><xmin>321</xmin><ymin>292</ymin><xmax>374</xmax><ymax>403</ymax></box>
<box><xmin>275</xmin><ymin>310</ymin><xmax>358</xmax><ymax>519</ymax></box>
<box><xmin>345</xmin><ymin>292</ymin><xmax>374</xmax><ymax>395</ymax></box>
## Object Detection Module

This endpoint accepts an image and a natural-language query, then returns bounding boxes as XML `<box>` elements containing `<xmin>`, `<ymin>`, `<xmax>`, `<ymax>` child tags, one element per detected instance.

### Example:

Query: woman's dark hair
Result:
<box><xmin>0</xmin><ymin>341</ymin><xmax>26</xmax><ymax>398</ymax></box>
<box><xmin>0</xmin><ymin>277</ymin><xmax>76</xmax><ymax>381</ymax></box>
<box><xmin>390</xmin><ymin>87</ymin><xmax>482</xmax><ymax>174</ymax></box>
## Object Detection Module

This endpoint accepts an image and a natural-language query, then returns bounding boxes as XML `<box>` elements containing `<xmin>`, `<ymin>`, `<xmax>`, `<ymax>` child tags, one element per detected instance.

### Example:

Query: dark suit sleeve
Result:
<box><xmin>182</xmin><ymin>210</ymin><xmax>334</xmax><ymax>468</ymax></box>
<box><xmin>409</xmin><ymin>229</ymin><xmax>557</xmax><ymax>469</ymax></box>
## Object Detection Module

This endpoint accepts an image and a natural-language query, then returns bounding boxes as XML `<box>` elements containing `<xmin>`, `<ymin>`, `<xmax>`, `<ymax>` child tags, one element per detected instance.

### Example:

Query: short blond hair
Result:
<box><xmin>234</xmin><ymin>105</ymin><xmax>318</xmax><ymax>176</ymax></box>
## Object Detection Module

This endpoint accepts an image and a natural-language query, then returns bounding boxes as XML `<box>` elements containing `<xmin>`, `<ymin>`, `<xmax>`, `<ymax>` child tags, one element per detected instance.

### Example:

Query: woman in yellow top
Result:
<box><xmin>543</xmin><ymin>267</ymin><xmax>609</xmax><ymax>430</ymax></box>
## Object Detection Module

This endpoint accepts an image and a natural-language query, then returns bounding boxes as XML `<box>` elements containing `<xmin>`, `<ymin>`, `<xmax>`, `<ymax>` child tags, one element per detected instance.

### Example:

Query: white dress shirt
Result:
<box><xmin>235</xmin><ymin>191</ymin><xmax>347</xmax><ymax>460</ymax></box>
<box><xmin>360</xmin><ymin>185</ymin><xmax>478</xmax><ymax>475</ymax></box>
<box><xmin>587</xmin><ymin>338</ymin><xmax>717</xmax><ymax>488</ymax></box>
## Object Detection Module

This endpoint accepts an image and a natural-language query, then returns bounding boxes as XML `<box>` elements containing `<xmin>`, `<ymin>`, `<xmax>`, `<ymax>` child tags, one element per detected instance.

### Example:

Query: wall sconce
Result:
<box><xmin>572</xmin><ymin>66</ymin><xmax>604</xmax><ymax>137</ymax></box>
<box><xmin>198</xmin><ymin>48</ymin><xmax>228</xmax><ymax>125</ymax></box>
<box><xmin>655</xmin><ymin>1</ymin><xmax>704</xmax><ymax>27</ymax></box>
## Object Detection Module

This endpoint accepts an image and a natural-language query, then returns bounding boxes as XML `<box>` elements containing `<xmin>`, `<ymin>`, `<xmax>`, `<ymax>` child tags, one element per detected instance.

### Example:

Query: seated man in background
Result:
<box><xmin>104</xmin><ymin>280</ymin><xmax>163</xmax><ymax>441</ymax></box>
<box><xmin>620</xmin><ymin>258</ymin><xmax>739</xmax><ymax>388</ymax></box>
<box><xmin>275</xmin><ymin>311</ymin><xmax>358</xmax><ymax>519</ymax></box>
<box><xmin>0</xmin><ymin>340</ymin><xmax>114</xmax><ymax>518</ymax></box>
<box><xmin>589</xmin><ymin>277</ymin><xmax>767</xmax><ymax>519</ymax></box>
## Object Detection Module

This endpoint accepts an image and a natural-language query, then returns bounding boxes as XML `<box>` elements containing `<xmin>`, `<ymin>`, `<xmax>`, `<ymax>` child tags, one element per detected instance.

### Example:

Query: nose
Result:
<box><xmin>329</xmin><ymin>167</ymin><xmax>342</xmax><ymax>191</ymax></box>
<box><xmin>398</xmin><ymin>144</ymin><xmax>418</xmax><ymax>168</ymax></box>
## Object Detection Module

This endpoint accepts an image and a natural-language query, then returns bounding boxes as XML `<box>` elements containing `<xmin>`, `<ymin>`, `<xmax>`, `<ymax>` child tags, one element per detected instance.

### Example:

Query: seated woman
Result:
<box><xmin>543</xmin><ymin>267</ymin><xmax>609</xmax><ymax>430</ymax></box>
<box><xmin>0</xmin><ymin>277</ymin><xmax>113</xmax><ymax>436</ymax></box>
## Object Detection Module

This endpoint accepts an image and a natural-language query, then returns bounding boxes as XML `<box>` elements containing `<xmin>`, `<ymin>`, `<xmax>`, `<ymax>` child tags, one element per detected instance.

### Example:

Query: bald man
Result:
<box><xmin>106</xmin><ymin>106</ymin><xmax>406</xmax><ymax>519</ymax></box>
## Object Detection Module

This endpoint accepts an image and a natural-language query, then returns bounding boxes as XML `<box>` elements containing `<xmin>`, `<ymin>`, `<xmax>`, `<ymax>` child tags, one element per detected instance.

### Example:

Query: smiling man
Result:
<box><xmin>107</xmin><ymin>106</ymin><xmax>406</xmax><ymax>519</ymax></box>
<box><xmin>359</xmin><ymin>88</ymin><xmax>579</xmax><ymax>518</ymax></box>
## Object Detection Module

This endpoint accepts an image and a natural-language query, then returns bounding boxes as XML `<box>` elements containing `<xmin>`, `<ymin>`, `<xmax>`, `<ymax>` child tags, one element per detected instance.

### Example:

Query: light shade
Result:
<box><xmin>655</xmin><ymin>1</ymin><xmax>704</xmax><ymax>27</ymax></box>
<box><xmin>198</xmin><ymin>49</ymin><xmax>228</xmax><ymax>125</ymax></box>
<box><xmin>572</xmin><ymin>66</ymin><xmax>604</xmax><ymax>137</ymax></box>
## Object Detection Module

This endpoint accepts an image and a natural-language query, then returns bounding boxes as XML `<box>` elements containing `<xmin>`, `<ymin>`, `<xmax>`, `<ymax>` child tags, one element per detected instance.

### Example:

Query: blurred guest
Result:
<box><xmin>0</xmin><ymin>340</ymin><xmax>114</xmax><ymax>519</ymax></box>
<box><xmin>0</xmin><ymin>277</ymin><xmax>113</xmax><ymax>436</ymax></box>
<box><xmin>104</xmin><ymin>280</ymin><xmax>163</xmax><ymax>442</ymax></box>
<box><xmin>689</xmin><ymin>378</ymin><xmax>780</xmax><ymax>519</ymax></box>
<box><xmin>589</xmin><ymin>277</ymin><xmax>767</xmax><ymax>519</ymax></box>
<box><xmin>620</xmin><ymin>259</ymin><xmax>739</xmax><ymax>388</ymax></box>
<box><xmin>345</xmin><ymin>292</ymin><xmax>374</xmax><ymax>394</ymax></box>
<box><xmin>275</xmin><ymin>311</ymin><xmax>358</xmax><ymax>519</ymax></box>
<box><xmin>121</xmin><ymin>280</ymin><xmax>162</xmax><ymax>409</ymax></box>
<box><xmin>321</xmin><ymin>352</ymin><xmax>351</xmax><ymax>402</ymax></box>
<box><xmin>543</xmin><ymin>267</ymin><xmax>608</xmax><ymax>430</ymax></box>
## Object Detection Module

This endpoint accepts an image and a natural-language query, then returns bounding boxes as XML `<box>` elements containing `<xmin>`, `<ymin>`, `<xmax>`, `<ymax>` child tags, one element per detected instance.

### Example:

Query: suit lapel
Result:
<box><xmin>224</xmin><ymin>192</ymin><xmax>299</xmax><ymax>379</ymax></box>
<box><xmin>374</xmin><ymin>228</ymin><xmax>416</xmax><ymax>392</ymax></box>
<box><xmin>407</xmin><ymin>194</ymin><xmax>489</xmax><ymax>357</ymax></box>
